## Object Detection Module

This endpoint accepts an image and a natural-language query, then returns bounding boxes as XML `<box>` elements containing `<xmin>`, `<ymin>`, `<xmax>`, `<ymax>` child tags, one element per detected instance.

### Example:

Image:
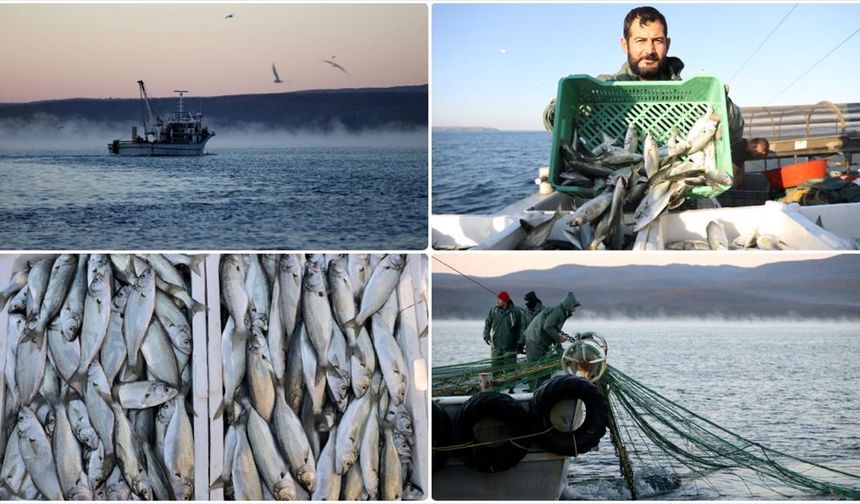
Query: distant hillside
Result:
<box><xmin>433</xmin><ymin>255</ymin><xmax>860</xmax><ymax>320</ymax></box>
<box><xmin>0</xmin><ymin>85</ymin><xmax>428</xmax><ymax>132</ymax></box>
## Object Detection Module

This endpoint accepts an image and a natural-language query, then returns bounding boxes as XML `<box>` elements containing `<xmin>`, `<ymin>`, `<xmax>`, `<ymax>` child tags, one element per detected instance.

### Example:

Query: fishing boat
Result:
<box><xmin>433</xmin><ymin>334</ymin><xmax>611</xmax><ymax>500</ymax></box>
<box><xmin>432</xmin><ymin>100</ymin><xmax>860</xmax><ymax>250</ymax></box>
<box><xmin>432</xmin><ymin>329</ymin><xmax>860</xmax><ymax>500</ymax></box>
<box><xmin>108</xmin><ymin>80</ymin><xmax>214</xmax><ymax>156</ymax></box>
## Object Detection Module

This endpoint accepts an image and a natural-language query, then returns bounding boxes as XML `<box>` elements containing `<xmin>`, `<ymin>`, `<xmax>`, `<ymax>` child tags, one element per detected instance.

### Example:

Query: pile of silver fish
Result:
<box><xmin>216</xmin><ymin>253</ymin><xmax>427</xmax><ymax>501</ymax></box>
<box><xmin>548</xmin><ymin>107</ymin><xmax>732</xmax><ymax>250</ymax></box>
<box><xmin>0</xmin><ymin>254</ymin><xmax>201</xmax><ymax>500</ymax></box>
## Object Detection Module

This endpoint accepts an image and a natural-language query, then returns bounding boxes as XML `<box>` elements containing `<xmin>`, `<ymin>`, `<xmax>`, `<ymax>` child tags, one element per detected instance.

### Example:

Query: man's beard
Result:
<box><xmin>629</xmin><ymin>53</ymin><xmax>664</xmax><ymax>79</ymax></box>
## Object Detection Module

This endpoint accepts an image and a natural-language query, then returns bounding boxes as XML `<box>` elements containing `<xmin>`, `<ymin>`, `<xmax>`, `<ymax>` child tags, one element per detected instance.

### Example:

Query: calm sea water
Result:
<box><xmin>0</xmin><ymin>146</ymin><xmax>427</xmax><ymax>249</ymax></box>
<box><xmin>433</xmin><ymin>319</ymin><xmax>860</xmax><ymax>500</ymax></box>
<box><xmin>432</xmin><ymin>130</ymin><xmax>550</xmax><ymax>214</ymax></box>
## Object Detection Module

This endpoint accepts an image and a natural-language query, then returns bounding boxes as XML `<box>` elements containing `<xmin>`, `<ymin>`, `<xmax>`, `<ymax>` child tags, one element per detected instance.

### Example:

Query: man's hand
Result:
<box><xmin>484</xmin><ymin>336</ymin><xmax>491</xmax><ymax>345</ymax></box>
<box><xmin>516</xmin><ymin>343</ymin><xmax>525</xmax><ymax>355</ymax></box>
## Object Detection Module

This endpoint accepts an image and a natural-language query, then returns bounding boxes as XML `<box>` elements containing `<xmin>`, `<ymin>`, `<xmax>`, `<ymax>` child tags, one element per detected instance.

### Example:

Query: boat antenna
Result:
<box><xmin>432</xmin><ymin>256</ymin><xmax>498</xmax><ymax>296</ymax></box>
<box><xmin>174</xmin><ymin>89</ymin><xmax>188</xmax><ymax>118</ymax></box>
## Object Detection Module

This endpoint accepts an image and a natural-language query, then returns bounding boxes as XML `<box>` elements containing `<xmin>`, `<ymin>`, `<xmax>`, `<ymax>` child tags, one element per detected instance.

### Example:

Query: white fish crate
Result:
<box><xmin>206</xmin><ymin>254</ymin><xmax>429</xmax><ymax>501</ymax></box>
<box><xmin>0</xmin><ymin>253</ymin><xmax>210</xmax><ymax>500</ymax></box>
<box><xmin>633</xmin><ymin>201</ymin><xmax>857</xmax><ymax>250</ymax></box>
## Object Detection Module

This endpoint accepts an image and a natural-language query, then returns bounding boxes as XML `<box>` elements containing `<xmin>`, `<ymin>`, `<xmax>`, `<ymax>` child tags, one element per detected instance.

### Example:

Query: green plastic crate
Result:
<box><xmin>549</xmin><ymin>74</ymin><xmax>732</xmax><ymax>198</ymax></box>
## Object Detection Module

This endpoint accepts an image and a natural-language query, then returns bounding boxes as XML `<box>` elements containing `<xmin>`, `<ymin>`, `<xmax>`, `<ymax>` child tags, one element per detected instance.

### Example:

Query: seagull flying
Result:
<box><xmin>272</xmin><ymin>63</ymin><xmax>283</xmax><ymax>83</ymax></box>
<box><xmin>225</xmin><ymin>13</ymin><xmax>234</xmax><ymax>19</ymax></box>
<box><xmin>321</xmin><ymin>59</ymin><xmax>348</xmax><ymax>74</ymax></box>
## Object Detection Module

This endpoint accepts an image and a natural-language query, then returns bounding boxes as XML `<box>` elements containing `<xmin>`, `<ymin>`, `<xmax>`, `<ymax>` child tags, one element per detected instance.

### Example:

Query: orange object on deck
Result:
<box><xmin>764</xmin><ymin>159</ymin><xmax>827</xmax><ymax>189</ymax></box>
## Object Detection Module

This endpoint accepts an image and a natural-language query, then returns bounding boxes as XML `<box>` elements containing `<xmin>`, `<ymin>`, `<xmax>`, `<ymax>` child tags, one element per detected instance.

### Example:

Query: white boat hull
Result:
<box><xmin>434</xmin><ymin>393</ymin><xmax>569</xmax><ymax>500</ymax></box>
<box><xmin>109</xmin><ymin>139</ymin><xmax>211</xmax><ymax>156</ymax></box>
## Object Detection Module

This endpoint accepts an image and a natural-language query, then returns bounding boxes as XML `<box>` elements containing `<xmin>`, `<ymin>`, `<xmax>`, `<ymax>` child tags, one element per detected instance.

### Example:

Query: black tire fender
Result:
<box><xmin>453</xmin><ymin>391</ymin><xmax>532</xmax><ymax>473</ymax></box>
<box><xmin>531</xmin><ymin>375</ymin><xmax>608</xmax><ymax>456</ymax></box>
<box><xmin>432</xmin><ymin>401</ymin><xmax>454</xmax><ymax>473</ymax></box>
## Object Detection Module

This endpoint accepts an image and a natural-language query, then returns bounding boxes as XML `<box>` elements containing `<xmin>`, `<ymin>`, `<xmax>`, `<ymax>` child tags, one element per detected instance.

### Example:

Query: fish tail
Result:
<box><xmin>190</xmin><ymin>298</ymin><xmax>207</xmax><ymax>315</ymax></box>
<box><xmin>189</xmin><ymin>255</ymin><xmax>205</xmax><ymax>277</ymax></box>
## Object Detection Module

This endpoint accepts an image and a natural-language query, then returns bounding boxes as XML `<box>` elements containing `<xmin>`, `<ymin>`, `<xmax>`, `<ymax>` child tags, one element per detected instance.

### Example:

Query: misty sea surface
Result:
<box><xmin>0</xmin><ymin>146</ymin><xmax>427</xmax><ymax>249</ymax></box>
<box><xmin>432</xmin><ymin>130</ymin><xmax>551</xmax><ymax>214</ymax></box>
<box><xmin>434</xmin><ymin>318</ymin><xmax>860</xmax><ymax>500</ymax></box>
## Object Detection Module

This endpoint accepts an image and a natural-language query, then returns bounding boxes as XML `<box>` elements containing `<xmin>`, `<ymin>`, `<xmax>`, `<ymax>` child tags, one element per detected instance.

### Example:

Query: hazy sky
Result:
<box><xmin>0</xmin><ymin>3</ymin><xmax>427</xmax><ymax>102</ymax></box>
<box><xmin>432</xmin><ymin>251</ymin><xmax>842</xmax><ymax>277</ymax></box>
<box><xmin>434</xmin><ymin>3</ymin><xmax>860</xmax><ymax>130</ymax></box>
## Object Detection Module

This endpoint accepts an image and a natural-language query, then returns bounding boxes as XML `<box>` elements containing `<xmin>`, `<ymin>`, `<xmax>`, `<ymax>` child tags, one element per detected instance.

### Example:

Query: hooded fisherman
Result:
<box><xmin>518</xmin><ymin>291</ymin><xmax>545</xmax><ymax>354</ymax></box>
<box><xmin>483</xmin><ymin>291</ymin><xmax>524</xmax><ymax>367</ymax></box>
<box><xmin>524</xmin><ymin>291</ymin><xmax>581</xmax><ymax>363</ymax></box>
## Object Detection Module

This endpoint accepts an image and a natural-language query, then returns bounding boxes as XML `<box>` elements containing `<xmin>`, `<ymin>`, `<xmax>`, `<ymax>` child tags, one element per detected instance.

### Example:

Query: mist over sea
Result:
<box><xmin>0</xmin><ymin>135</ymin><xmax>427</xmax><ymax>249</ymax></box>
<box><xmin>434</xmin><ymin>318</ymin><xmax>860</xmax><ymax>499</ymax></box>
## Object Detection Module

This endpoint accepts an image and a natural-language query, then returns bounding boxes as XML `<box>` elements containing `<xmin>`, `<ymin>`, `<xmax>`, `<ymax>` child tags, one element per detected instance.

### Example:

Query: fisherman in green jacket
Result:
<box><xmin>517</xmin><ymin>291</ymin><xmax>545</xmax><ymax>354</ymax></box>
<box><xmin>544</xmin><ymin>6</ymin><xmax>745</xmax><ymax>184</ymax></box>
<box><xmin>483</xmin><ymin>291</ymin><xmax>523</xmax><ymax>367</ymax></box>
<box><xmin>525</xmin><ymin>291</ymin><xmax>581</xmax><ymax>363</ymax></box>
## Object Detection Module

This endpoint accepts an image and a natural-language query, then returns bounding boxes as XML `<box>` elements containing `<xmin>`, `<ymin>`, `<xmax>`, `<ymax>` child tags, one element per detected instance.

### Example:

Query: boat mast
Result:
<box><xmin>137</xmin><ymin>80</ymin><xmax>158</xmax><ymax>141</ymax></box>
<box><xmin>174</xmin><ymin>90</ymin><xmax>188</xmax><ymax>120</ymax></box>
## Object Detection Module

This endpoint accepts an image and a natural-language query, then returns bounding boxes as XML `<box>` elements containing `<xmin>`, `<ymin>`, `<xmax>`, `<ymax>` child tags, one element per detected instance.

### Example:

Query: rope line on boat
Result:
<box><xmin>431</xmin><ymin>426</ymin><xmax>554</xmax><ymax>452</ymax></box>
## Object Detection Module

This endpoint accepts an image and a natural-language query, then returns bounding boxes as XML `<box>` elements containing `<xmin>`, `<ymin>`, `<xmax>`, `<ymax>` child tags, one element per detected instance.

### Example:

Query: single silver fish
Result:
<box><xmin>15</xmin><ymin>325</ymin><xmax>48</xmax><ymax>406</ymax></box>
<box><xmin>101</xmin><ymin>285</ymin><xmax>131</xmax><ymax>386</ymax></box>
<box><xmin>84</xmin><ymin>363</ymin><xmax>115</xmax><ymax>463</ymax></box>
<box><xmin>351</xmin><ymin>326</ymin><xmax>376</xmax><ymax>398</ymax></box>
<box><xmin>75</xmin><ymin>271</ymin><xmax>111</xmax><ymax>388</ymax></box>
<box><xmin>123</xmin><ymin>267</ymin><xmax>155</xmax><ymax>369</ymax></box>
<box><xmin>340</xmin><ymin>462</ymin><xmax>365</xmax><ymax>501</ymax></box>
<box><xmin>570</xmin><ymin>192</ymin><xmax>613</xmax><ymax>227</ymax></box>
<box><xmin>16</xmin><ymin>406</ymin><xmax>63</xmax><ymax>500</ymax></box>
<box><xmin>247</xmin><ymin>330</ymin><xmax>276</xmax><ymax>422</ymax></box>
<box><xmin>164</xmin><ymin>398</ymin><xmax>194</xmax><ymax>500</ymax></box>
<box><xmin>370</xmin><ymin>315</ymin><xmax>408</xmax><ymax>406</ymax></box>
<box><xmin>643</xmin><ymin>132</ymin><xmax>660</xmax><ymax>179</ymax></box>
<box><xmin>301</xmin><ymin>260</ymin><xmax>334</xmax><ymax>363</ymax></box>
<box><xmin>706</xmin><ymin>220</ymin><xmax>729</xmax><ymax>251</ymax></box>
<box><xmin>283</xmin><ymin>320</ymin><xmax>305</xmax><ymax>414</ymax></box>
<box><xmin>232</xmin><ymin>423</ymin><xmax>263</xmax><ymax>501</ymax></box>
<box><xmin>328</xmin><ymin>256</ymin><xmax>358</xmax><ymax>350</ymax></box>
<box><xmin>360</xmin><ymin>400</ymin><xmax>381</xmax><ymax>499</ymax></box>
<box><xmin>140</xmin><ymin>319</ymin><xmax>180</xmax><ymax>387</ymax></box>
<box><xmin>111</xmin><ymin>400</ymin><xmax>153</xmax><ymax>500</ymax></box>
<box><xmin>154</xmin><ymin>290</ymin><xmax>193</xmax><ymax>356</ymax></box>
<box><xmin>67</xmin><ymin>397</ymin><xmax>99</xmax><ymax>450</ymax></box>
<box><xmin>277</xmin><ymin>254</ymin><xmax>303</xmax><ymax>343</ymax></box>
<box><xmin>380</xmin><ymin>422</ymin><xmax>403</xmax><ymax>501</ymax></box>
<box><xmin>25</xmin><ymin>256</ymin><xmax>56</xmax><ymax>320</ymax></box>
<box><xmin>215</xmin><ymin>316</ymin><xmax>245</xmax><ymax>422</ymax></box>
<box><xmin>267</xmin><ymin>277</ymin><xmax>286</xmax><ymax>382</ymax></box>
<box><xmin>245</xmin><ymin>254</ymin><xmax>271</xmax><ymax>332</ymax></box>
<box><xmin>348</xmin><ymin>254</ymin><xmax>371</xmax><ymax>303</ymax></box>
<box><xmin>33</xmin><ymin>254</ymin><xmax>77</xmax><ymax>336</ymax></box>
<box><xmin>47</xmin><ymin>320</ymin><xmax>80</xmax><ymax>386</ymax></box>
<box><xmin>326</xmin><ymin>323</ymin><xmax>351</xmax><ymax>412</ymax></box>
<box><xmin>348</xmin><ymin>254</ymin><xmax>407</xmax><ymax>329</ymax></box>
<box><xmin>271</xmin><ymin>385</ymin><xmax>316</xmax><ymax>493</ymax></box>
<box><xmin>246</xmin><ymin>406</ymin><xmax>298</xmax><ymax>500</ymax></box>
<box><xmin>312</xmin><ymin>424</ymin><xmax>342</xmax><ymax>500</ymax></box>
<box><xmin>116</xmin><ymin>381</ymin><xmax>178</xmax><ymax>409</ymax></box>
<box><xmin>221</xmin><ymin>254</ymin><xmax>250</xmax><ymax>338</ymax></box>
<box><xmin>335</xmin><ymin>385</ymin><xmax>374</xmax><ymax>475</ymax></box>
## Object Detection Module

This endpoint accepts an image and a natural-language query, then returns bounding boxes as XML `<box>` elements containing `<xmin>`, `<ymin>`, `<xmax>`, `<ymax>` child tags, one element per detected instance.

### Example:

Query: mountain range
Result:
<box><xmin>433</xmin><ymin>255</ymin><xmax>860</xmax><ymax>320</ymax></box>
<box><xmin>0</xmin><ymin>85</ymin><xmax>428</xmax><ymax>132</ymax></box>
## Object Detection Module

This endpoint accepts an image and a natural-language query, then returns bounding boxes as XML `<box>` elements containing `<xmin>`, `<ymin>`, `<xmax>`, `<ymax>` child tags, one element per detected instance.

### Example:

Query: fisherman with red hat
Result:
<box><xmin>483</xmin><ymin>290</ymin><xmax>524</xmax><ymax>367</ymax></box>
